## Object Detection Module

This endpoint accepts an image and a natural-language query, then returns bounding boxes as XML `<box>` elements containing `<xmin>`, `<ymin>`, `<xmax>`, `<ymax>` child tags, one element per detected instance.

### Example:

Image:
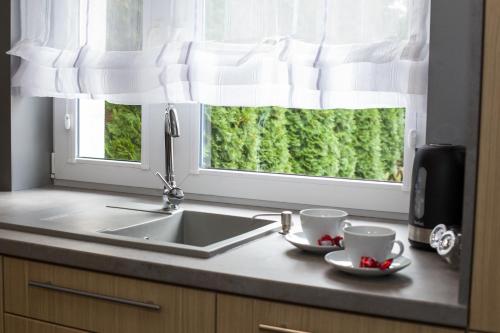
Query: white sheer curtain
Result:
<box><xmin>9</xmin><ymin>0</ymin><xmax>430</xmax><ymax>109</ymax></box>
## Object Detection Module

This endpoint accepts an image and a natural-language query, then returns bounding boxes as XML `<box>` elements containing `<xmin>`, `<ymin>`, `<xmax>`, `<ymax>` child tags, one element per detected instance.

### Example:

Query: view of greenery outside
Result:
<box><xmin>203</xmin><ymin>106</ymin><xmax>405</xmax><ymax>182</ymax></box>
<box><xmin>102</xmin><ymin>104</ymin><xmax>405</xmax><ymax>182</ymax></box>
<box><xmin>104</xmin><ymin>102</ymin><xmax>142</xmax><ymax>162</ymax></box>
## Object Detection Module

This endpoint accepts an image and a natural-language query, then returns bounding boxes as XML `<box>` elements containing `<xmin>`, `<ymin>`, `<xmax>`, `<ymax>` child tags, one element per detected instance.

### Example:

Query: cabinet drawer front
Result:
<box><xmin>217</xmin><ymin>294</ymin><xmax>462</xmax><ymax>333</ymax></box>
<box><xmin>4</xmin><ymin>314</ymin><xmax>89</xmax><ymax>333</ymax></box>
<box><xmin>4</xmin><ymin>257</ymin><xmax>216</xmax><ymax>333</ymax></box>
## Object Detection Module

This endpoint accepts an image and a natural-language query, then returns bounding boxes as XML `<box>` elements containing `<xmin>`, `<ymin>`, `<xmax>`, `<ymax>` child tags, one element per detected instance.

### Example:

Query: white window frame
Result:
<box><xmin>53</xmin><ymin>98</ymin><xmax>425</xmax><ymax>215</ymax></box>
<box><xmin>53</xmin><ymin>99</ymin><xmax>167</xmax><ymax>189</ymax></box>
<box><xmin>173</xmin><ymin>102</ymin><xmax>425</xmax><ymax>214</ymax></box>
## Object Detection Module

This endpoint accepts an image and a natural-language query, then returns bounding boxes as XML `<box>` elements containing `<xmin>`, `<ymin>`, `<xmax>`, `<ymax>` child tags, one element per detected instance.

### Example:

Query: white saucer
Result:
<box><xmin>324</xmin><ymin>251</ymin><xmax>411</xmax><ymax>276</ymax></box>
<box><xmin>285</xmin><ymin>231</ymin><xmax>343</xmax><ymax>254</ymax></box>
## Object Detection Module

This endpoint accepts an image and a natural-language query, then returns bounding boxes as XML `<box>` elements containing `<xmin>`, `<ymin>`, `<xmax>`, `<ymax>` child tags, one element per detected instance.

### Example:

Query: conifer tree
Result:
<box><xmin>104</xmin><ymin>102</ymin><xmax>142</xmax><ymax>161</ymax></box>
<box><xmin>285</xmin><ymin>109</ymin><xmax>340</xmax><ymax>177</ymax></box>
<box><xmin>332</xmin><ymin>109</ymin><xmax>357</xmax><ymax>178</ymax></box>
<box><xmin>258</xmin><ymin>106</ymin><xmax>291</xmax><ymax>173</ymax></box>
<box><xmin>353</xmin><ymin>109</ymin><xmax>384</xmax><ymax>180</ymax></box>
<box><xmin>203</xmin><ymin>106</ymin><xmax>259</xmax><ymax>171</ymax></box>
<box><xmin>380</xmin><ymin>108</ymin><xmax>405</xmax><ymax>181</ymax></box>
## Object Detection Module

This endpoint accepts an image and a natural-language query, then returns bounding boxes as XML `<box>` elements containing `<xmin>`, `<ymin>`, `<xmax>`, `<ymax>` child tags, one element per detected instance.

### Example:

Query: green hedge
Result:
<box><xmin>203</xmin><ymin>106</ymin><xmax>259</xmax><ymax>171</ymax></box>
<box><xmin>333</xmin><ymin>110</ymin><xmax>357</xmax><ymax>178</ymax></box>
<box><xmin>104</xmin><ymin>102</ymin><xmax>142</xmax><ymax>161</ymax></box>
<box><xmin>380</xmin><ymin>108</ymin><xmax>405</xmax><ymax>182</ymax></box>
<box><xmin>103</xmin><ymin>104</ymin><xmax>405</xmax><ymax>182</ymax></box>
<box><xmin>204</xmin><ymin>106</ymin><xmax>405</xmax><ymax>182</ymax></box>
<box><xmin>285</xmin><ymin>108</ymin><xmax>340</xmax><ymax>177</ymax></box>
<box><xmin>352</xmin><ymin>109</ymin><xmax>384</xmax><ymax>180</ymax></box>
<box><xmin>258</xmin><ymin>107</ymin><xmax>291</xmax><ymax>173</ymax></box>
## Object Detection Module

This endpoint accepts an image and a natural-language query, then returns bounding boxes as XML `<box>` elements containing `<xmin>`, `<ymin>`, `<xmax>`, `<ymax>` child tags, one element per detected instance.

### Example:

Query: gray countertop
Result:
<box><xmin>0</xmin><ymin>186</ymin><xmax>466</xmax><ymax>327</ymax></box>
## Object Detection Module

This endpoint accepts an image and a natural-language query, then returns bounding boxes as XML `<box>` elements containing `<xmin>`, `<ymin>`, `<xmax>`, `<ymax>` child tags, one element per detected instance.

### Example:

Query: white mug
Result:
<box><xmin>300</xmin><ymin>209</ymin><xmax>352</xmax><ymax>245</ymax></box>
<box><xmin>343</xmin><ymin>226</ymin><xmax>405</xmax><ymax>266</ymax></box>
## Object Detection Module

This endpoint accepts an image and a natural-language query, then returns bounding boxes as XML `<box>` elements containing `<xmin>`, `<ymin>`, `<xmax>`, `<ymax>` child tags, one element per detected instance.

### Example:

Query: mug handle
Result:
<box><xmin>389</xmin><ymin>240</ymin><xmax>405</xmax><ymax>260</ymax></box>
<box><xmin>340</xmin><ymin>220</ymin><xmax>352</xmax><ymax>231</ymax></box>
<box><xmin>337</xmin><ymin>221</ymin><xmax>352</xmax><ymax>248</ymax></box>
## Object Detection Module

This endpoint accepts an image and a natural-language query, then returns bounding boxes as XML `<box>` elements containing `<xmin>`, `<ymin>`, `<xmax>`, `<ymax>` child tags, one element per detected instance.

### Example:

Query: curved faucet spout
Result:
<box><xmin>156</xmin><ymin>104</ymin><xmax>184</xmax><ymax>211</ymax></box>
<box><xmin>165</xmin><ymin>105</ymin><xmax>180</xmax><ymax>137</ymax></box>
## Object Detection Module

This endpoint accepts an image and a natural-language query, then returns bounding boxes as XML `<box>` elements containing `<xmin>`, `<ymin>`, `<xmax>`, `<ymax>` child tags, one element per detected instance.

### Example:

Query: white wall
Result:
<box><xmin>10</xmin><ymin>0</ymin><xmax>53</xmax><ymax>190</ymax></box>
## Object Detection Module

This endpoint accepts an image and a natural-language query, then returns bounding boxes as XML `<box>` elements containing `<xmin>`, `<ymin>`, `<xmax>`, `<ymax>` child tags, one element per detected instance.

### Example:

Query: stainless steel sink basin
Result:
<box><xmin>98</xmin><ymin>210</ymin><xmax>279</xmax><ymax>258</ymax></box>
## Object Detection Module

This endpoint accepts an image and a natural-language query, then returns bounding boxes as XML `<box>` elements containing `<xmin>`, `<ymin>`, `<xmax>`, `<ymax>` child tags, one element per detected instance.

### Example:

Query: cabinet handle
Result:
<box><xmin>28</xmin><ymin>281</ymin><xmax>161</xmax><ymax>311</ymax></box>
<box><xmin>258</xmin><ymin>324</ymin><xmax>312</xmax><ymax>333</ymax></box>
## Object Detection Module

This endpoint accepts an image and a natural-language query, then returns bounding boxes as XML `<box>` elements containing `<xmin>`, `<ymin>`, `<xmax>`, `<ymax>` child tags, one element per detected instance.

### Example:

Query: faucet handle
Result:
<box><xmin>253</xmin><ymin>211</ymin><xmax>293</xmax><ymax>235</ymax></box>
<box><xmin>154</xmin><ymin>171</ymin><xmax>184</xmax><ymax>211</ymax></box>
<box><xmin>155</xmin><ymin>171</ymin><xmax>173</xmax><ymax>190</ymax></box>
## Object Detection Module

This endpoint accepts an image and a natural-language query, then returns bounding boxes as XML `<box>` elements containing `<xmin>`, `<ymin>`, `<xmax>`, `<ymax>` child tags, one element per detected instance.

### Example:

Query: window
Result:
<box><xmin>173</xmin><ymin>103</ymin><xmax>424</xmax><ymax>215</ymax></box>
<box><xmin>54</xmin><ymin>99</ymin><xmax>424</xmax><ymax>215</ymax></box>
<box><xmin>202</xmin><ymin>106</ymin><xmax>406</xmax><ymax>183</ymax></box>
<box><xmin>51</xmin><ymin>0</ymin><xmax>428</xmax><ymax>215</ymax></box>
<box><xmin>78</xmin><ymin>101</ymin><xmax>142</xmax><ymax>162</ymax></box>
<box><xmin>53</xmin><ymin>99</ymin><xmax>165</xmax><ymax>189</ymax></box>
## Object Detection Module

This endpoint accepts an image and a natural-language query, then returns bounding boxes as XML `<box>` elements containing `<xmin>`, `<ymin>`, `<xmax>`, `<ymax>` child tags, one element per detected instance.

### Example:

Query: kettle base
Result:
<box><xmin>408</xmin><ymin>224</ymin><xmax>434</xmax><ymax>251</ymax></box>
<box><xmin>409</xmin><ymin>239</ymin><xmax>434</xmax><ymax>251</ymax></box>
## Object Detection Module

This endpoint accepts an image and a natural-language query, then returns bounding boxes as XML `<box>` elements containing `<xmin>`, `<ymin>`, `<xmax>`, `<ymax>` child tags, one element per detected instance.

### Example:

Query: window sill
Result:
<box><xmin>53</xmin><ymin>179</ymin><xmax>408</xmax><ymax>221</ymax></box>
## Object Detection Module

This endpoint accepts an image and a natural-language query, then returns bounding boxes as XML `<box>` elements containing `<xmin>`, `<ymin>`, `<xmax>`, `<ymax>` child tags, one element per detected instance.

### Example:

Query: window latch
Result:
<box><xmin>64</xmin><ymin>113</ymin><xmax>71</xmax><ymax>130</ymax></box>
<box><xmin>408</xmin><ymin>129</ymin><xmax>417</xmax><ymax>150</ymax></box>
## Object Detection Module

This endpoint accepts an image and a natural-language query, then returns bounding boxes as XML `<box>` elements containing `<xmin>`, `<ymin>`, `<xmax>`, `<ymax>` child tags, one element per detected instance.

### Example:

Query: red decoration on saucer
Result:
<box><xmin>317</xmin><ymin>235</ymin><xmax>343</xmax><ymax>247</ymax></box>
<box><xmin>359</xmin><ymin>256</ymin><xmax>394</xmax><ymax>270</ymax></box>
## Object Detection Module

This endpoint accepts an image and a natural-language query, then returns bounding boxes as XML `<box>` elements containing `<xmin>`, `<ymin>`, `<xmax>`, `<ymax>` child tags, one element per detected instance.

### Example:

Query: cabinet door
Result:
<box><xmin>469</xmin><ymin>0</ymin><xmax>500</xmax><ymax>332</ymax></box>
<box><xmin>217</xmin><ymin>294</ymin><xmax>463</xmax><ymax>333</ymax></box>
<box><xmin>4</xmin><ymin>314</ymin><xmax>89</xmax><ymax>333</ymax></box>
<box><xmin>4</xmin><ymin>257</ymin><xmax>216</xmax><ymax>333</ymax></box>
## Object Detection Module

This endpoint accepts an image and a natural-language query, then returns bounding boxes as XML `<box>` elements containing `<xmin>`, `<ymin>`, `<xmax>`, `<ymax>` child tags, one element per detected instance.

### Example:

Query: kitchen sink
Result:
<box><xmin>98</xmin><ymin>210</ymin><xmax>280</xmax><ymax>258</ymax></box>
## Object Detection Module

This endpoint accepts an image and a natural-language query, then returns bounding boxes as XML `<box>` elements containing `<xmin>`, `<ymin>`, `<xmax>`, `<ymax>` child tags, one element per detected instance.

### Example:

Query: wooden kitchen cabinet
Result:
<box><xmin>3</xmin><ymin>257</ymin><xmax>216</xmax><ymax>333</ymax></box>
<box><xmin>217</xmin><ymin>294</ymin><xmax>463</xmax><ymax>333</ymax></box>
<box><xmin>469</xmin><ymin>0</ymin><xmax>500</xmax><ymax>332</ymax></box>
<box><xmin>4</xmin><ymin>314</ymin><xmax>89</xmax><ymax>333</ymax></box>
<box><xmin>0</xmin><ymin>256</ymin><xmax>3</xmax><ymax>333</ymax></box>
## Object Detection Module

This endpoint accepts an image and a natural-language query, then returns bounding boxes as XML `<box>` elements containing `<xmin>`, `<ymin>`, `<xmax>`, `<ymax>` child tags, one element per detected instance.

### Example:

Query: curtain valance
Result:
<box><xmin>9</xmin><ymin>0</ymin><xmax>430</xmax><ymax>109</ymax></box>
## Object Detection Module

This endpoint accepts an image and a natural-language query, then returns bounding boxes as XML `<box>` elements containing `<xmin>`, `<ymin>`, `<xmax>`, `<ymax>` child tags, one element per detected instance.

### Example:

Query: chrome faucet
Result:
<box><xmin>155</xmin><ymin>104</ymin><xmax>184</xmax><ymax>211</ymax></box>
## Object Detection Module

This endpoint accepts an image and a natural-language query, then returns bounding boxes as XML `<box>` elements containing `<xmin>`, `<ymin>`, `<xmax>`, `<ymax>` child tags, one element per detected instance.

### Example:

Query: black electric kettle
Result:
<box><xmin>408</xmin><ymin>144</ymin><xmax>465</xmax><ymax>249</ymax></box>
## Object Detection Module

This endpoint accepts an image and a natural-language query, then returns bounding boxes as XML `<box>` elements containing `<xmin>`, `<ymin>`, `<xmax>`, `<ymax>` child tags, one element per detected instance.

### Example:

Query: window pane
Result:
<box><xmin>202</xmin><ymin>106</ymin><xmax>405</xmax><ymax>182</ymax></box>
<box><xmin>78</xmin><ymin>101</ymin><xmax>142</xmax><ymax>162</ymax></box>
